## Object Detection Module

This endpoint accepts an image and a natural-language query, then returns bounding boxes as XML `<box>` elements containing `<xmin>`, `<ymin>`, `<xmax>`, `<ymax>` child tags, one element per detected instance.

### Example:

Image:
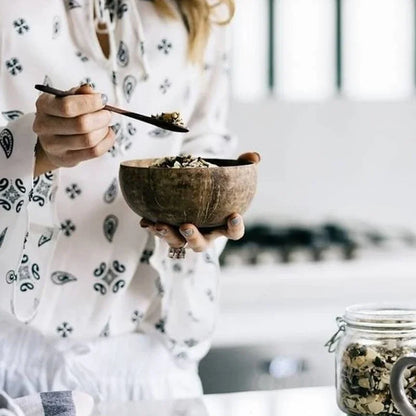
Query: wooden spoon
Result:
<box><xmin>34</xmin><ymin>84</ymin><xmax>189</xmax><ymax>133</ymax></box>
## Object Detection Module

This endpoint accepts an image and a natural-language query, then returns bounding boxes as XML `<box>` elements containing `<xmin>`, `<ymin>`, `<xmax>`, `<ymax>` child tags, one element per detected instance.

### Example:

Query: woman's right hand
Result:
<box><xmin>33</xmin><ymin>84</ymin><xmax>115</xmax><ymax>177</ymax></box>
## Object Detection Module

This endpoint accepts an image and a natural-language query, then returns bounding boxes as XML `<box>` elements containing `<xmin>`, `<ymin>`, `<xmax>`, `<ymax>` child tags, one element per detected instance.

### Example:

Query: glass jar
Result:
<box><xmin>331</xmin><ymin>304</ymin><xmax>416</xmax><ymax>416</ymax></box>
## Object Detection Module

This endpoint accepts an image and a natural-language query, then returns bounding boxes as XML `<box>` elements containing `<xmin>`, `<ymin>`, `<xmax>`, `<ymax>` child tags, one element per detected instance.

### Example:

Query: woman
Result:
<box><xmin>0</xmin><ymin>0</ymin><xmax>258</xmax><ymax>403</ymax></box>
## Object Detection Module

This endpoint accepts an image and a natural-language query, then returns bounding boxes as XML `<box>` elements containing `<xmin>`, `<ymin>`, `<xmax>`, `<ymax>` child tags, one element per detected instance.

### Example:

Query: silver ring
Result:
<box><xmin>168</xmin><ymin>242</ymin><xmax>188</xmax><ymax>259</ymax></box>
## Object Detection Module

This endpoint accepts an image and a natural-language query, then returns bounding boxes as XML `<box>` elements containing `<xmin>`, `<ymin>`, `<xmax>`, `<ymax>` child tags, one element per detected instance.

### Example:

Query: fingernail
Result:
<box><xmin>101</xmin><ymin>94</ymin><xmax>108</xmax><ymax>105</ymax></box>
<box><xmin>253</xmin><ymin>152</ymin><xmax>261</xmax><ymax>162</ymax></box>
<box><xmin>181</xmin><ymin>228</ymin><xmax>193</xmax><ymax>237</ymax></box>
<box><xmin>80</xmin><ymin>81</ymin><xmax>94</xmax><ymax>88</ymax></box>
<box><xmin>230</xmin><ymin>216</ymin><xmax>241</xmax><ymax>226</ymax></box>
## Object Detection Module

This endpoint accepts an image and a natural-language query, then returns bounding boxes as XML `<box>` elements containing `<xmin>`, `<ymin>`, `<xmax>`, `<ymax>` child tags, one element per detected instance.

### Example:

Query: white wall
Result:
<box><xmin>229</xmin><ymin>99</ymin><xmax>416</xmax><ymax>228</ymax></box>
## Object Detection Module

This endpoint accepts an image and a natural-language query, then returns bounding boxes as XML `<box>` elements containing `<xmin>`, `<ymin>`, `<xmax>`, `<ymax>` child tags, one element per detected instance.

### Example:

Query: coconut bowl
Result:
<box><xmin>119</xmin><ymin>158</ymin><xmax>257</xmax><ymax>228</ymax></box>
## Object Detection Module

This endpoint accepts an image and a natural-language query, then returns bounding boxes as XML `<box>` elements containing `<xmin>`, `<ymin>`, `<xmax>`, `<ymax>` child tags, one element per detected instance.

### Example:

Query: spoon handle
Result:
<box><xmin>103</xmin><ymin>104</ymin><xmax>186</xmax><ymax>132</ymax></box>
<box><xmin>34</xmin><ymin>84</ymin><xmax>189</xmax><ymax>133</ymax></box>
<box><xmin>35</xmin><ymin>84</ymin><xmax>72</xmax><ymax>97</ymax></box>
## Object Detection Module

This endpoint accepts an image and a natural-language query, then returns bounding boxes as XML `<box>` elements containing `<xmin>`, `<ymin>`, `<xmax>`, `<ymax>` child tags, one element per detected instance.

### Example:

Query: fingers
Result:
<box><xmin>36</xmin><ymin>86</ymin><xmax>106</xmax><ymax>118</ymax></box>
<box><xmin>140</xmin><ymin>218</ymin><xmax>153</xmax><ymax>228</ymax></box>
<box><xmin>33</xmin><ymin>84</ymin><xmax>113</xmax><ymax>170</ymax></box>
<box><xmin>41</xmin><ymin>127</ymin><xmax>110</xmax><ymax>151</ymax></box>
<box><xmin>43</xmin><ymin>127</ymin><xmax>115</xmax><ymax>168</ymax></box>
<box><xmin>238</xmin><ymin>152</ymin><xmax>261</xmax><ymax>164</ymax></box>
<box><xmin>65</xmin><ymin>127</ymin><xmax>115</xmax><ymax>165</ymax></box>
<box><xmin>141</xmin><ymin>220</ymin><xmax>210</xmax><ymax>252</ymax></box>
<box><xmin>140</xmin><ymin>214</ymin><xmax>245</xmax><ymax>254</ymax></box>
<box><xmin>140</xmin><ymin>219</ymin><xmax>185</xmax><ymax>249</ymax></box>
<box><xmin>76</xmin><ymin>84</ymin><xmax>96</xmax><ymax>95</ymax></box>
<box><xmin>177</xmin><ymin>214</ymin><xmax>245</xmax><ymax>251</ymax></box>
<box><xmin>141</xmin><ymin>219</ymin><xmax>211</xmax><ymax>252</ymax></box>
<box><xmin>33</xmin><ymin>110</ymin><xmax>111</xmax><ymax>136</ymax></box>
<box><xmin>223</xmin><ymin>213</ymin><xmax>245</xmax><ymax>240</ymax></box>
<box><xmin>179</xmin><ymin>224</ymin><xmax>210</xmax><ymax>252</ymax></box>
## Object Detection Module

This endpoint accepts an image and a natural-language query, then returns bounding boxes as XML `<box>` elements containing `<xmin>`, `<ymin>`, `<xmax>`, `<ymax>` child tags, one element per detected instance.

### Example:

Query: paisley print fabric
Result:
<box><xmin>0</xmin><ymin>0</ymin><xmax>235</xmax><ymax>400</ymax></box>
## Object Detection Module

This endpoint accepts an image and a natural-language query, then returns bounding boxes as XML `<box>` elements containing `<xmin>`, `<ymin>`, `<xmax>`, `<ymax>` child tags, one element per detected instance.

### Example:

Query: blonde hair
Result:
<box><xmin>154</xmin><ymin>0</ymin><xmax>235</xmax><ymax>62</ymax></box>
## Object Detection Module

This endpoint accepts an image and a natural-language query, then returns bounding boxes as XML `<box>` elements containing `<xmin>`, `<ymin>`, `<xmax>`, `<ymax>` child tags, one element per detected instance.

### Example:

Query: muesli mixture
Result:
<box><xmin>151</xmin><ymin>155</ymin><xmax>217</xmax><ymax>168</ymax></box>
<box><xmin>152</xmin><ymin>112</ymin><xmax>185</xmax><ymax>127</ymax></box>
<box><xmin>339</xmin><ymin>342</ymin><xmax>416</xmax><ymax>415</ymax></box>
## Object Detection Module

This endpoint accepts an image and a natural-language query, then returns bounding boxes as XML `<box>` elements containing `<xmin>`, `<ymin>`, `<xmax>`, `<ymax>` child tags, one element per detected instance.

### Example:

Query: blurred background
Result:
<box><xmin>199</xmin><ymin>0</ymin><xmax>416</xmax><ymax>395</ymax></box>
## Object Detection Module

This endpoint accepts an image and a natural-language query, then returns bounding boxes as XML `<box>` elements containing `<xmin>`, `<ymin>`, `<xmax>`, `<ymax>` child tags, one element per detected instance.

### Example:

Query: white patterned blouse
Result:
<box><xmin>0</xmin><ymin>0</ymin><xmax>235</xmax><ymax>400</ymax></box>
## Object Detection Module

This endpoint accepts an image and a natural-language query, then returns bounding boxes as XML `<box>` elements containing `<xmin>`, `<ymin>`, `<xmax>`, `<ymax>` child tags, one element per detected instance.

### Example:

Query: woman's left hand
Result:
<box><xmin>140</xmin><ymin>152</ymin><xmax>260</xmax><ymax>253</ymax></box>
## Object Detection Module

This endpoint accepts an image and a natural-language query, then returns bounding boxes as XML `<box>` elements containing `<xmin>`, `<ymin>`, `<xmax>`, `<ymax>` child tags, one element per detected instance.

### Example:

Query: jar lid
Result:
<box><xmin>344</xmin><ymin>303</ymin><xmax>416</xmax><ymax>330</ymax></box>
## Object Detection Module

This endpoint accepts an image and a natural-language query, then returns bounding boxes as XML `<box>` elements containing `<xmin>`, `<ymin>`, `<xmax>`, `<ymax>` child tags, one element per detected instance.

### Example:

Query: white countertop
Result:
<box><xmin>93</xmin><ymin>386</ymin><xmax>343</xmax><ymax>416</ymax></box>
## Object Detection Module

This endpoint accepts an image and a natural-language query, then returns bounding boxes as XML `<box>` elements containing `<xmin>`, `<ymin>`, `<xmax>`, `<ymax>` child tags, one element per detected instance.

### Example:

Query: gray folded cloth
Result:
<box><xmin>0</xmin><ymin>390</ymin><xmax>94</xmax><ymax>416</ymax></box>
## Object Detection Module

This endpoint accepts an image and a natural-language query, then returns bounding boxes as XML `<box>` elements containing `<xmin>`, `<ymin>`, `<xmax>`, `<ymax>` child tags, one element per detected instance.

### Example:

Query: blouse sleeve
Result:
<box><xmin>141</xmin><ymin>26</ymin><xmax>238</xmax><ymax>365</ymax></box>
<box><xmin>0</xmin><ymin>114</ymin><xmax>38</xmax><ymax>277</ymax></box>
<box><xmin>0</xmin><ymin>112</ymin><xmax>60</xmax><ymax>321</ymax></box>
<box><xmin>142</xmin><ymin>237</ymin><xmax>223</xmax><ymax>365</ymax></box>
